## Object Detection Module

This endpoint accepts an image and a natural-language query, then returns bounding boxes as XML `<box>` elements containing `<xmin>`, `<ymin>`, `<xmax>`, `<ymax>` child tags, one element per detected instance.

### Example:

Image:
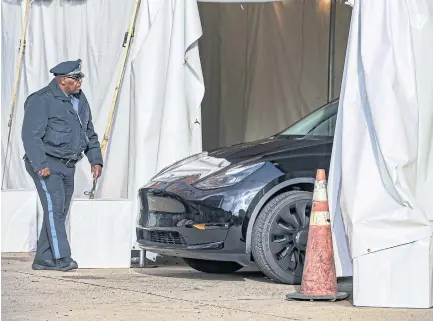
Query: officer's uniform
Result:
<box><xmin>21</xmin><ymin>59</ymin><xmax>103</xmax><ymax>271</ymax></box>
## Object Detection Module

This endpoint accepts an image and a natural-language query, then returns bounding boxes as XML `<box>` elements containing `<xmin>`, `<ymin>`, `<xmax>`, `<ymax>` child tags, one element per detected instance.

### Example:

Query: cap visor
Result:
<box><xmin>67</xmin><ymin>72</ymin><xmax>84</xmax><ymax>79</ymax></box>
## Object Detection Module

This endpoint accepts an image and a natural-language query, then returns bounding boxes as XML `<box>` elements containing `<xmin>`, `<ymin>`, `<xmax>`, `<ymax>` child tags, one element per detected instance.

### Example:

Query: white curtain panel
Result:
<box><xmin>329</xmin><ymin>0</ymin><xmax>433</xmax><ymax>274</ymax></box>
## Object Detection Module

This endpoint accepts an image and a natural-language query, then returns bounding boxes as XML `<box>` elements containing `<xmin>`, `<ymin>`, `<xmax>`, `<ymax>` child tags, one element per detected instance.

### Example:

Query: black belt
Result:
<box><xmin>58</xmin><ymin>158</ymin><xmax>78</xmax><ymax>166</ymax></box>
<box><xmin>23</xmin><ymin>154</ymin><xmax>81</xmax><ymax>167</ymax></box>
<box><xmin>49</xmin><ymin>155</ymin><xmax>83</xmax><ymax>167</ymax></box>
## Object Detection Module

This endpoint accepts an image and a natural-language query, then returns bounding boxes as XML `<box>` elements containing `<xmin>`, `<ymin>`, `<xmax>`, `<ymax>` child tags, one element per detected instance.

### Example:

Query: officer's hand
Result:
<box><xmin>91</xmin><ymin>164</ymin><xmax>102</xmax><ymax>180</ymax></box>
<box><xmin>38</xmin><ymin>168</ymin><xmax>50</xmax><ymax>177</ymax></box>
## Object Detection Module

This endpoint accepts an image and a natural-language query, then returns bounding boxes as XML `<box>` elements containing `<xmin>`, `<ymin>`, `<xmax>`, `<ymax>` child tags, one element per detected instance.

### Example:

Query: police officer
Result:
<box><xmin>21</xmin><ymin>59</ymin><xmax>103</xmax><ymax>272</ymax></box>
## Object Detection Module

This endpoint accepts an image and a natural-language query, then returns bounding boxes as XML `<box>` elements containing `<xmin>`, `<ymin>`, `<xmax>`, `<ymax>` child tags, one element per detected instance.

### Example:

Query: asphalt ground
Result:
<box><xmin>2</xmin><ymin>253</ymin><xmax>432</xmax><ymax>321</ymax></box>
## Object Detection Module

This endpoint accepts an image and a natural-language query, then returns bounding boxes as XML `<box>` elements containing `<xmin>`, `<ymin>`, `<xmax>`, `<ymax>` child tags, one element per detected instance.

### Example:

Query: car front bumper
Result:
<box><xmin>136</xmin><ymin>217</ymin><xmax>252</xmax><ymax>266</ymax></box>
<box><xmin>135</xmin><ymin>178</ymin><xmax>267</xmax><ymax>266</ymax></box>
<box><xmin>136</xmin><ymin>238</ymin><xmax>251</xmax><ymax>266</ymax></box>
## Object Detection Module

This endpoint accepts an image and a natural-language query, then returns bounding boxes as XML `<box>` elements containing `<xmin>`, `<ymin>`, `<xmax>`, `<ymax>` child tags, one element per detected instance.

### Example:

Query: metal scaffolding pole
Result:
<box><xmin>327</xmin><ymin>0</ymin><xmax>337</xmax><ymax>103</ymax></box>
<box><xmin>86</xmin><ymin>0</ymin><xmax>141</xmax><ymax>199</ymax></box>
<box><xmin>1</xmin><ymin>0</ymin><xmax>32</xmax><ymax>189</ymax></box>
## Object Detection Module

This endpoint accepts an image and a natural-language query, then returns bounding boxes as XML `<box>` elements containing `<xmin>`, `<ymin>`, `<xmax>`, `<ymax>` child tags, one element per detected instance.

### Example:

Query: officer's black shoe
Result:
<box><xmin>32</xmin><ymin>259</ymin><xmax>57</xmax><ymax>271</ymax></box>
<box><xmin>56</xmin><ymin>258</ymin><xmax>78</xmax><ymax>272</ymax></box>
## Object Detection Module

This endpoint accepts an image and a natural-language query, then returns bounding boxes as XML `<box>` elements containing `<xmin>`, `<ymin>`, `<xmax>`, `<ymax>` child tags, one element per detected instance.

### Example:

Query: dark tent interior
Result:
<box><xmin>197</xmin><ymin>0</ymin><xmax>352</xmax><ymax>150</ymax></box>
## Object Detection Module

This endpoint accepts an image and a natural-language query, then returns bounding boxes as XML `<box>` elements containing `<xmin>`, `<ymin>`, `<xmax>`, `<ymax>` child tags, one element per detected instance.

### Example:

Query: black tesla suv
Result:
<box><xmin>136</xmin><ymin>98</ymin><xmax>338</xmax><ymax>284</ymax></box>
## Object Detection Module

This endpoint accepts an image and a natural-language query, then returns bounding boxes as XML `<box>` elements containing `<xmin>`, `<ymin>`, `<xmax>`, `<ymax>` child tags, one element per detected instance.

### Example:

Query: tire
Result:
<box><xmin>183</xmin><ymin>258</ymin><xmax>243</xmax><ymax>274</ymax></box>
<box><xmin>252</xmin><ymin>190</ymin><xmax>313</xmax><ymax>284</ymax></box>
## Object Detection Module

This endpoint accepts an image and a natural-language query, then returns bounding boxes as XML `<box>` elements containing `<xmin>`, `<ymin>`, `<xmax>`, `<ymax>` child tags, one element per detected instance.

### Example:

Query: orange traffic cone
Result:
<box><xmin>286</xmin><ymin>169</ymin><xmax>348</xmax><ymax>301</ymax></box>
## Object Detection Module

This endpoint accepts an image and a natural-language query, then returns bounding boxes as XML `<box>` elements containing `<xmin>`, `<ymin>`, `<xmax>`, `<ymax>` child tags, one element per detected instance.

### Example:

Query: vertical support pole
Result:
<box><xmin>2</xmin><ymin>0</ymin><xmax>32</xmax><ymax>189</ymax></box>
<box><xmin>88</xmin><ymin>0</ymin><xmax>141</xmax><ymax>198</ymax></box>
<box><xmin>327</xmin><ymin>0</ymin><xmax>337</xmax><ymax>103</ymax></box>
<box><xmin>139</xmin><ymin>249</ymin><xmax>146</xmax><ymax>267</ymax></box>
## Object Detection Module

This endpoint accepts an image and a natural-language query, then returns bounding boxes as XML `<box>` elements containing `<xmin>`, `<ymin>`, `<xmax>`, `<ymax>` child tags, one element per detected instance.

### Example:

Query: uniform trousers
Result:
<box><xmin>25</xmin><ymin>155</ymin><xmax>75</xmax><ymax>261</ymax></box>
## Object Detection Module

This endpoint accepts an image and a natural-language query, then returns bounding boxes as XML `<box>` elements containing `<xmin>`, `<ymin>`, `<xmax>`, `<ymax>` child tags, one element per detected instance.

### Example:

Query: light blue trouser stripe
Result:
<box><xmin>39</xmin><ymin>179</ymin><xmax>61</xmax><ymax>259</ymax></box>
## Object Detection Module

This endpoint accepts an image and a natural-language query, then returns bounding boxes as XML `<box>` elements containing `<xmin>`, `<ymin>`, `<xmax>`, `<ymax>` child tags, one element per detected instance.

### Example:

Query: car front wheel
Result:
<box><xmin>252</xmin><ymin>190</ymin><xmax>312</xmax><ymax>284</ymax></box>
<box><xmin>183</xmin><ymin>258</ymin><xmax>243</xmax><ymax>274</ymax></box>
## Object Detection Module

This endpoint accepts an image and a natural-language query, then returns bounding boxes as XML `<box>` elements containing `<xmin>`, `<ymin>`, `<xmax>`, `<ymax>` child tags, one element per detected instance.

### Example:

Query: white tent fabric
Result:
<box><xmin>329</xmin><ymin>0</ymin><xmax>433</xmax><ymax>274</ymax></box>
<box><xmin>1</xmin><ymin>0</ymin><xmax>204</xmax><ymax>201</ymax></box>
<box><xmin>127</xmin><ymin>0</ymin><xmax>204</xmax><ymax>200</ymax></box>
<box><xmin>2</xmin><ymin>0</ymin><xmax>131</xmax><ymax>194</ymax></box>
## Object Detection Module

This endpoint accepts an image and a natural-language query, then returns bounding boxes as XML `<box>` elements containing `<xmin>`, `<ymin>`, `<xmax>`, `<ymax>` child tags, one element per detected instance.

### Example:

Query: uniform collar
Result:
<box><xmin>49</xmin><ymin>79</ymin><xmax>81</xmax><ymax>99</ymax></box>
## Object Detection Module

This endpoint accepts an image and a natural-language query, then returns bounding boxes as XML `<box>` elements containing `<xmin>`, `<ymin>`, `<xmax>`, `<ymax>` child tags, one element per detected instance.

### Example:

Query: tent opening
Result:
<box><xmin>197</xmin><ymin>1</ymin><xmax>352</xmax><ymax>151</ymax></box>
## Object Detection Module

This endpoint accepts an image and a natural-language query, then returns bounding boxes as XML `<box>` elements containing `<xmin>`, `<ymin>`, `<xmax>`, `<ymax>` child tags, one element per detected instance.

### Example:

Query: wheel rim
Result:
<box><xmin>268</xmin><ymin>198</ymin><xmax>312</xmax><ymax>275</ymax></box>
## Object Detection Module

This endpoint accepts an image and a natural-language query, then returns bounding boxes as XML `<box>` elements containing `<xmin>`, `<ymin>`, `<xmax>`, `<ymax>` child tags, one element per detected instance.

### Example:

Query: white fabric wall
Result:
<box><xmin>1</xmin><ymin>0</ymin><xmax>204</xmax><ymax>201</ymax></box>
<box><xmin>329</xmin><ymin>0</ymin><xmax>433</xmax><ymax>273</ymax></box>
<box><xmin>127</xmin><ymin>0</ymin><xmax>204</xmax><ymax>199</ymax></box>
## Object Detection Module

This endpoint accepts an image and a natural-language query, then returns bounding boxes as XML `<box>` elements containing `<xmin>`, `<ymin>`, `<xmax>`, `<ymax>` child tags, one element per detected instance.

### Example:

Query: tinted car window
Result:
<box><xmin>308</xmin><ymin>113</ymin><xmax>337</xmax><ymax>136</ymax></box>
<box><xmin>277</xmin><ymin>100</ymin><xmax>338</xmax><ymax>137</ymax></box>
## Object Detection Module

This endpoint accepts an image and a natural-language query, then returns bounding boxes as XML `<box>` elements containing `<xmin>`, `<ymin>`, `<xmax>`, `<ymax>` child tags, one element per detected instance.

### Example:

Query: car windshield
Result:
<box><xmin>277</xmin><ymin>99</ymin><xmax>339</xmax><ymax>137</ymax></box>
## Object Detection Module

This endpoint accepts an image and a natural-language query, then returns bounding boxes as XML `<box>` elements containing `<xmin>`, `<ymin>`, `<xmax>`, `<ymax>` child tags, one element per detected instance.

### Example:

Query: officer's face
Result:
<box><xmin>62</xmin><ymin>77</ymin><xmax>82</xmax><ymax>94</ymax></box>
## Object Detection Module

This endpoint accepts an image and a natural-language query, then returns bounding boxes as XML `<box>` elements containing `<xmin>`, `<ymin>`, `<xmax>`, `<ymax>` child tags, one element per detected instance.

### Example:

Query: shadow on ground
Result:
<box><xmin>131</xmin><ymin>254</ymin><xmax>354</xmax><ymax>298</ymax></box>
<box><xmin>1</xmin><ymin>255</ymin><xmax>34</xmax><ymax>262</ymax></box>
<box><xmin>2</xmin><ymin>252</ymin><xmax>354</xmax><ymax>300</ymax></box>
<box><xmin>133</xmin><ymin>267</ymin><xmax>272</xmax><ymax>283</ymax></box>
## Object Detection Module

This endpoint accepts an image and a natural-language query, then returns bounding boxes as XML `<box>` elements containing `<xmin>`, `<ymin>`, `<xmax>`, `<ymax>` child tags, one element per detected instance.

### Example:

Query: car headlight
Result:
<box><xmin>193</xmin><ymin>162</ymin><xmax>265</xmax><ymax>190</ymax></box>
<box><xmin>151</xmin><ymin>152</ymin><xmax>208</xmax><ymax>181</ymax></box>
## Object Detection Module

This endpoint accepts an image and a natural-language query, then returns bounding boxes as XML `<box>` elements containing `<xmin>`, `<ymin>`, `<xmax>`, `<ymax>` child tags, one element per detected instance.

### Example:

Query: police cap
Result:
<box><xmin>50</xmin><ymin>59</ymin><xmax>84</xmax><ymax>78</ymax></box>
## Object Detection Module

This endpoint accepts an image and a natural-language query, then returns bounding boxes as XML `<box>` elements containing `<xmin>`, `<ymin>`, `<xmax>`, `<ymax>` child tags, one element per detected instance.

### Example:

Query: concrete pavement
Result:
<box><xmin>2</xmin><ymin>253</ymin><xmax>432</xmax><ymax>321</ymax></box>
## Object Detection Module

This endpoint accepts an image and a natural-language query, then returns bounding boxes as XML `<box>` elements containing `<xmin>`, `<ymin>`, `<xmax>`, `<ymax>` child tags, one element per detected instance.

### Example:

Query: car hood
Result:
<box><xmin>151</xmin><ymin>135</ymin><xmax>332</xmax><ymax>184</ymax></box>
<box><xmin>207</xmin><ymin>135</ymin><xmax>332</xmax><ymax>162</ymax></box>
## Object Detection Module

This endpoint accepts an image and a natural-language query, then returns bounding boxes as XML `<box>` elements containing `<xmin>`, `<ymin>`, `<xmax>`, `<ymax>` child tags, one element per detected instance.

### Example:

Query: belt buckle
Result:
<box><xmin>64</xmin><ymin>159</ymin><xmax>74</xmax><ymax>167</ymax></box>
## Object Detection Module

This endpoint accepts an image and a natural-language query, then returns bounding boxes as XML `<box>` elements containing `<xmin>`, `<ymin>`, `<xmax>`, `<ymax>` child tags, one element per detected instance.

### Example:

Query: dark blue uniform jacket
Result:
<box><xmin>21</xmin><ymin>79</ymin><xmax>103</xmax><ymax>172</ymax></box>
